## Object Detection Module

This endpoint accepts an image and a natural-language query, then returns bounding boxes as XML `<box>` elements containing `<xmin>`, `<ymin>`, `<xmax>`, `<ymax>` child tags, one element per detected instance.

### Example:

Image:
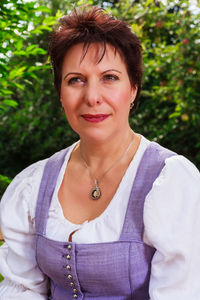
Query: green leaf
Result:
<box><xmin>2</xmin><ymin>100</ymin><xmax>18</xmax><ymax>108</ymax></box>
<box><xmin>34</xmin><ymin>6</ymin><xmax>51</xmax><ymax>13</ymax></box>
<box><xmin>9</xmin><ymin>67</ymin><xmax>26</xmax><ymax>80</ymax></box>
<box><xmin>0</xmin><ymin>174</ymin><xmax>12</xmax><ymax>185</ymax></box>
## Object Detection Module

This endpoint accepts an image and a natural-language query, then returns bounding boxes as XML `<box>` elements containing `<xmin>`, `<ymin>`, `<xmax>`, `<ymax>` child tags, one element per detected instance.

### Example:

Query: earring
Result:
<box><xmin>130</xmin><ymin>102</ymin><xmax>134</xmax><ymax>110</ymax></box>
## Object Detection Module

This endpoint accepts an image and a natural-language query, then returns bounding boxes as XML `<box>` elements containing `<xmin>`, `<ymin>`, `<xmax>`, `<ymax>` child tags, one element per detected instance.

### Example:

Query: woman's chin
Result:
<box><xmin>78</xmin><ymin>129</ymin><xmax>115</xmax><ymax>145</ymax></box>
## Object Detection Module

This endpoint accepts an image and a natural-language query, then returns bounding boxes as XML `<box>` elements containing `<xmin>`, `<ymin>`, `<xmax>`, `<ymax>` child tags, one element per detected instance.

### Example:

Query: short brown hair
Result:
<box><xmin>48</xmin><ymin>6</ymin><xmax>143</xmax><ymax>110</ymax></box>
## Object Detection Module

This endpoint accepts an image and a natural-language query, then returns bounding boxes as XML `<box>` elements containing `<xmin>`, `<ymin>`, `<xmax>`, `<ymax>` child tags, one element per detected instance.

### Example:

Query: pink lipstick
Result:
<box><xmin>81</xmin><ymin>114</ymin><xmax>110</xmax><ymax>123</ymax></box>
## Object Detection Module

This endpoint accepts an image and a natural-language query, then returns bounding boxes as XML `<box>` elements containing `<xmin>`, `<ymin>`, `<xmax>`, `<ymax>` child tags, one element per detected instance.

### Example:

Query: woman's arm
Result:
<box><xmin>0</xmin><ymin>160</ymin><xmax>49</xmax><ymax>299</ymax></box>
<box><xmin>144</xmin><ymin>155</ymin><xmax>200</xmax><ymax>299</ymax></box>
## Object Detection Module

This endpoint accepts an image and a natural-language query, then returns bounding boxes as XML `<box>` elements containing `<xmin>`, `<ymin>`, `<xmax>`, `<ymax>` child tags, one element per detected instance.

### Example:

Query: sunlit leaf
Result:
<box><xmin>2</xmin><ymin>99</ymin><xmax>18</xmax><ymax>108</ymax></box>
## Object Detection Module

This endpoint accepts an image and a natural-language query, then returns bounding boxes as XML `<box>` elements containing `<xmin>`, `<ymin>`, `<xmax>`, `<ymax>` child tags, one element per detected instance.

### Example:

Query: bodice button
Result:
<box><xmin>67</xmin><ymin>244</ymin><xmax>72</xmax><ymax>250</ymax></box>
<box><xmin>67</xmin><ymin>274</ymin><xmax>73</xmax><ymax>280</ymax></box>
<box><xmin>66</xmin><ymin>265</ymin><xmax>71</xmax><ymax>270</ymax></box>
<box><xmin>73</xmin><ymin>294</ymin><xmax>78</xmax><ymax>299</ymax></box>
<box><xmin>66</xmin><ymin>254</ymin><xmax>71</xmax><ymax>260</ymax></box>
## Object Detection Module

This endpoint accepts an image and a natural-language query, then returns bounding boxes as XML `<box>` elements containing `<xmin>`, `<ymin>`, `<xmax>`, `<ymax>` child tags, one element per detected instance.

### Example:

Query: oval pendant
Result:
<box><xmin>91</xmin><ymin>186</ymin><xmax>101</xmax><ymax>200</ymax></box>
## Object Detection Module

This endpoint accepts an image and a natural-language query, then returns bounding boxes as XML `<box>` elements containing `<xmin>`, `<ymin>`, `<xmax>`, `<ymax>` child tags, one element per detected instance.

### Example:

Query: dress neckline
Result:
<box><xmin>50</xmin><ymin>135</ymin><xmax>149</xmax><ymax>228</ymax></box>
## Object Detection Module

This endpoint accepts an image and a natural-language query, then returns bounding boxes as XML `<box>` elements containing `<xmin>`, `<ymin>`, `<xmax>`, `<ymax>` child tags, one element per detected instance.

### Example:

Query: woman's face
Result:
<box><xmin>60</xmin><ymin>43</ymin><xmax>137</xmax><ymax>143</ymax></box>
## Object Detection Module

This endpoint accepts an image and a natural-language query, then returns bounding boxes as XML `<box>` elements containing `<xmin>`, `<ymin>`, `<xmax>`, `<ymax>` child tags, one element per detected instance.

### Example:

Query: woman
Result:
<box><xmin>0</xmin><ymin>6</ymin><xmax>200</xmax><ymax>300</ymax></box>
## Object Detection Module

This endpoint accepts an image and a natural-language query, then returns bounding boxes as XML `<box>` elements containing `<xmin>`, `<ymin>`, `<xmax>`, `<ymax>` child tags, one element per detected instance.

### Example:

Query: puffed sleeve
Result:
<box><xmin>143</xmin><ymin>155</ymin><xmax>200</xmax><ymax>299</ymax></box>
<box><xmin>0</xmin><ymin>160</ymin><xmax>49</xmax><ymax>300</ymax></box>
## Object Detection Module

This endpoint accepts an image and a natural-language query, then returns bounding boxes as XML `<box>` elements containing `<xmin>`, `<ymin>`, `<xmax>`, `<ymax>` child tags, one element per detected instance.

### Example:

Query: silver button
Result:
<box><xmin>67</xmin><ymin>245</ymin><xmax>72</xmax><ymax>250</ymax></box>
<box><xmin>67</xmin><ymin>274</ymin><xmax>73</xmax><ymax>280</ymax></box>
<box><xmin>70</xmin><ymin>282</ymin><xmax>74</xmax><ymax>287</ymax></box>
<box><xmin>73</xmin><ymin>294</ymin><xmax>78</xmax><ymax>299</ymax></box>
<box><xmin>66</xmin><ymin>265</ymin><xmax>71</xmax><ymax>270</ymax></box>
<box><xmin>66</xmin><ymin>255</ymin><xmax>71</xmax><ymax>260</ymax></box>
<box><xmin>73</xmin><ymin>288</ymin><xmax>77</xmax><ymax>293</ymax></box>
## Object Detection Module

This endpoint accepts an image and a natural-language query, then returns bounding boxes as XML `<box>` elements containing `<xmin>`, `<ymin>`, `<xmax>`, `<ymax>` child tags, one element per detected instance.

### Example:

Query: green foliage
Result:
<box><xmin>0</xmin><ymin>0</ymin><xmax>75</xmax><ymax>179</ymax></box>
<box><xmin>0</xmin><ymin>0</ymin><xmax>200</xmax><ymax>196</ymax></box>
<box><xmin>0</xmin><ymin>175</ymin><xmax>11</xmax><ymax>199</ymax></box>
<box><xmin>0</xmin><ymin>0</ymin><xmax>62</xmax><ymax>112</ymax></box>
<box><xmin>115</xmin><ymin>0</ymin><xmax>200</xmax><ymax>168</ymax></box>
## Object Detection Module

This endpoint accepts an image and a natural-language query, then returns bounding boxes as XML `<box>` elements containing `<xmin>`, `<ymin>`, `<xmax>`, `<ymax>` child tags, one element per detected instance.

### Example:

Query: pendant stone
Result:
<box><xmin>91</xmin><ymin>186</ymin><xmax>101</xmax><ymax>200</ymax></box>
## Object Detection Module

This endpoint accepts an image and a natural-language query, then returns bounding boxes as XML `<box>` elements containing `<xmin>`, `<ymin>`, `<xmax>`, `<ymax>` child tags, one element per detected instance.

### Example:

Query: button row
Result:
<box><xmin>65</xmin><ymin>244</ymin><xmax>78</xmax><ymax>299</ymax></box>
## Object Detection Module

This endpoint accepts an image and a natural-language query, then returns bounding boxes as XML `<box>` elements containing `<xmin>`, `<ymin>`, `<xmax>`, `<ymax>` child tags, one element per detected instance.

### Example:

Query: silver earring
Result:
<box><xmin>130</xmin><ymin>102</ymin><xmax>134</xmax><ymax>110</ymax></box>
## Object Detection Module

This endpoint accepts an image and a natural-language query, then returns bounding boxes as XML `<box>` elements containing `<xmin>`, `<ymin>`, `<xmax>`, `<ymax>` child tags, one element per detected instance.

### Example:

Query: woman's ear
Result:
<box><xmin>130</xmin><ymin>85</ymin><xmax>138</xmax><ymax>104</ymax></box>
<box><xmin>60</xmin><ymin>98</ymin><xmax>65</xmax><ymax>112</ymax></box>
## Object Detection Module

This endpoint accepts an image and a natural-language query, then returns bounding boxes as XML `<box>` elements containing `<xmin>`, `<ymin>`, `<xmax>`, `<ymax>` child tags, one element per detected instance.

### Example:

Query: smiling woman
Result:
<box><xmin>0</xmin><ymin>5</ymin><xmax>200</xmax><ymax>300</ymax></box>
<box><xmin>60</xmin><ymin>43</ymin><xmax>136</xmax><ymax>145</ymax></box>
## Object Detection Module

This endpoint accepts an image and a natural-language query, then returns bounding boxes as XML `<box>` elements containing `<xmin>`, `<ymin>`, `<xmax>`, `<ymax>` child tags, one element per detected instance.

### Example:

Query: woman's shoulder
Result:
<box><xmin>15</xmin><ymin>158</ymin><xmax>48</xmax><ymax>181</ymax></box>
<box><xmin>0</xmin><ymin>143</ymin><xmax>77</xmax><ymax>212</ymax></box>
<box><xmin>164</xmin><ymin>153</ymin><xmax>200</xmax><ymax>181</ymax></box>
<box><xmin>2</xmin><ymin>158</ymin><xmax>48</xmax><ymax>196</ymax></box>
<box><xmin>156</xmin><ymin>153</ymin><xmax>200</xmax><ymax>200</ymax></box>
<box><xmin>0</xmin><ymin>158</ymin><xmax>48</xmax><ymax>222</ymax></box>
<box><xmin>141</xmin><ymin>136</ymin><xmax>200</xmax><ymax>221</ymax></box>
<box><xmin>140</xmin><ymin>135</ymin><xmax>199</xmax><ymax>177</ymax></box>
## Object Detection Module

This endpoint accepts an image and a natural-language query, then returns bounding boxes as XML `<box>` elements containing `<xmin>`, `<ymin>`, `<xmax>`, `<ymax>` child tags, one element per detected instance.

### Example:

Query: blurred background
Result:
<box><xmin>0</xmin><ymin>0</ymin><xmax>200</xmax><ymax>197</ymax></box>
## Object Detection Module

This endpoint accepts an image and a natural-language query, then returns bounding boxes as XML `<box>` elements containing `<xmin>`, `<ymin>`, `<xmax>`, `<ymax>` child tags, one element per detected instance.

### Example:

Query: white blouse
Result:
<box><xmin>0</xmin><ymin>136</ymin><xmax>200</xmax><ymax>300</ymax></box>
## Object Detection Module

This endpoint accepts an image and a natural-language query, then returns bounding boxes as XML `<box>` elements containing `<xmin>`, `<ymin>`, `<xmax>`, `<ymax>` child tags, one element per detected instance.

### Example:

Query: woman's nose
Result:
<box><xmin>83</xmin><ymin>82</ymin><xmax>102</xmax><ymax>106</ymax></box>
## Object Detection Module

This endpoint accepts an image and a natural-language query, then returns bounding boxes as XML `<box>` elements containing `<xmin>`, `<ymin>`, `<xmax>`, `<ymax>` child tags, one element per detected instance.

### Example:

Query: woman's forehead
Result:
<box><xmin>63</xmin><ymin>42</ymin><xmax>125</xmax><ymax>67</ymax></box>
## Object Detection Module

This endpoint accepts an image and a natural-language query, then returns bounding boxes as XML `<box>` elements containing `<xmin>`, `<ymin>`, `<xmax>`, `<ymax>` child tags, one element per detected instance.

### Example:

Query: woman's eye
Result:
<box><xmin>68</xmin><ymin>77</ymin><xmax>84</xmax><ymax>85</ymax></box>
<box><xmin>103</xmin><ymin>74</ymin><xmax>119</xmax><ymax>81</ymax></box>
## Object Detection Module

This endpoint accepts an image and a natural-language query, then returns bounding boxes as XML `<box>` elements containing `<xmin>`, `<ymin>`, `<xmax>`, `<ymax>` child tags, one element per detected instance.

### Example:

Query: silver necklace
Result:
<box><xmin>79</xmin><ymin>135</ymin><xmax>134</xmax><ymax>200</ymax></box>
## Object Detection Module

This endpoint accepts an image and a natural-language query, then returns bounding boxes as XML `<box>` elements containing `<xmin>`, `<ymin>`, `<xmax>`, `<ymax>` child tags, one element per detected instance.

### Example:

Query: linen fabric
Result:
<box><xmin>35</xmin><ymin>141</ymin><xmax>175</xmax><ymax>300</ymax></box>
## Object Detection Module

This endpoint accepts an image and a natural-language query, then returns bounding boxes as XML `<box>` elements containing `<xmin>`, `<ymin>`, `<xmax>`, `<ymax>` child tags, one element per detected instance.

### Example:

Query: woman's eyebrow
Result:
<box><xmin>64</xmin><ymin>72</ymin><xmax>82</xmax><ymax>80</ymax></box>
<box><xmin>102</xmin><ymin>69</ymin><xmax>122</xmax><ymax>74</ymax></box>
<box><xmin>64</xmin><ymin>69</ymin><xmax>122</xmax><ymax>80</ymax></box>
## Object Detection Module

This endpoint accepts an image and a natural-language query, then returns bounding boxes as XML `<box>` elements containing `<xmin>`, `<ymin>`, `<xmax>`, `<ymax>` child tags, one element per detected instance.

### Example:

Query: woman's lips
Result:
<box><xmin>81</xmin><ymin>114</ymin><xmax>110</xmax><ymax>123</ymax></box>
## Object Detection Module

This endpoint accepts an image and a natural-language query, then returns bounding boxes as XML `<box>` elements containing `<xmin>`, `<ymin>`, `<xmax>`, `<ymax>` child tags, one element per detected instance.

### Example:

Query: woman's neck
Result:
<box><xmin>76</xmin><ymin>129</ymin><xmax>138</xmax><ymax>174</ymax></box>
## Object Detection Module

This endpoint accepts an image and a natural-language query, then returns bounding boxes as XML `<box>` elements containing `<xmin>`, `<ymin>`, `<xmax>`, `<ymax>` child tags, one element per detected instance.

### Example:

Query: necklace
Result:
<box><xmin>79</xmin><ymin>134</ymin><xmax>134</xmax><ymax>200</ymax></box>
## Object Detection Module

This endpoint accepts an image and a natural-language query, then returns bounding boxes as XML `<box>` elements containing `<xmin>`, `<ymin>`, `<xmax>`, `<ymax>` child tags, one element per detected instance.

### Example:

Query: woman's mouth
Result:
<box><xmin>81</xmin><ymin>114</ymin><xmax>110</xmax><ymax>123</ymax></box>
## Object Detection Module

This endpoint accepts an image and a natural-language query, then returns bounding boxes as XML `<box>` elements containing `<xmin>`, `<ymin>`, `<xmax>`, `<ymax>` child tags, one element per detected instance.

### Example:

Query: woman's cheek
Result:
<box><xmin>111</xmin><ymin>90</ymin><xmax>132</xmax><ymax>106</ymax></box>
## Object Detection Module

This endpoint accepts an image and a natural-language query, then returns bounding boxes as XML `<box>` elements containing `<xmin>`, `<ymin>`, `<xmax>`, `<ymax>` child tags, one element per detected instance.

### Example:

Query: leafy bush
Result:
<box><xmin>113</xmin><ymin>0</ymin><xmax>200</xmax><ymax>168</ymax></box>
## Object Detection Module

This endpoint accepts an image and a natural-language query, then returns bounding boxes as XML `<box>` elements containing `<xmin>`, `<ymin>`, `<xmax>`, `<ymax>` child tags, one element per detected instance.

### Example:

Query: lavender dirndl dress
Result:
<box><xmin>35</xmin><ymin>142</ymin><xmax>176</xmax><ymax>300</ymax></box>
